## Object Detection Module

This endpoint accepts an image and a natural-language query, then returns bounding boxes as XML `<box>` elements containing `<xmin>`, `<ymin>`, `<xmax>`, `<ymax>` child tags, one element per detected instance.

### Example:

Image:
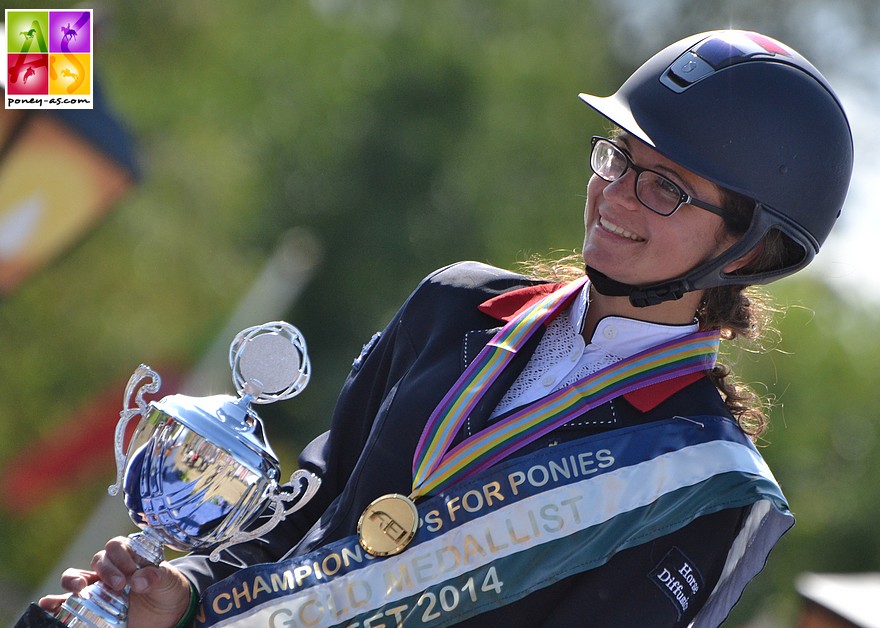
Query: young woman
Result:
<box><xmin>38</xmin><ymin>30</ymin><xmax>853</xmax><ymax>627</ymax></box>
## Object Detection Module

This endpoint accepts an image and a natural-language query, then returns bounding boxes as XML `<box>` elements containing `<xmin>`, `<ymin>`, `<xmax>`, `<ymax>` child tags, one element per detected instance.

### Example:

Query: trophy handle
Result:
<box><xmin>209</xmin><ymin>469</ymin><xmax>322</xmax><ymax>561</ymax></box>
<box><xmin>108</xmin><ymin>364</ymin><xmax>161</xmax><ymax>496</ymax></box>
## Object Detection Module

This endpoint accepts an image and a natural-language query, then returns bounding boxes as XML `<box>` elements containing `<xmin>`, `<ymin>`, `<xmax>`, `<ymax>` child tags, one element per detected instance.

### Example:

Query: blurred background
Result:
<box><xmin>1</xmin><ymin>1</ymin><xmax>879</xmax><ymax>625</ymax></box>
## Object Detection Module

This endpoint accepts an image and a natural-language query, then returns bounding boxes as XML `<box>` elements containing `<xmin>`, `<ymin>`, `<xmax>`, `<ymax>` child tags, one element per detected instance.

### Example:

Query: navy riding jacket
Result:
<box><xmin>174</xmin><ymin>262</ymin><xmax>749</xmax><ymax>627</ymax></box>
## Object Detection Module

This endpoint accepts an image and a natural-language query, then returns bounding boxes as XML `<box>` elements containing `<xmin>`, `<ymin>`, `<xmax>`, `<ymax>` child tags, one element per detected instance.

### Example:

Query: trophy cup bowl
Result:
<box><xmin>21</xmin><ymin>322</ymin><xmax>321</xmax><ymax>628</ymax></box>
<box><xmin>118</xmin><ymin>392</ymin><xmax>293</xmax><ymax>557</ymax></box>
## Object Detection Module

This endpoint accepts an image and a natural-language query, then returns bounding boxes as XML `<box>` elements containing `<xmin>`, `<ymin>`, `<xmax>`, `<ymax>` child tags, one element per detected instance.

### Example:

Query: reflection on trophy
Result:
<box><xmin>17</xmin><ymin>321</ymin><xmax>321</xmax><ymax>627</ymax></box>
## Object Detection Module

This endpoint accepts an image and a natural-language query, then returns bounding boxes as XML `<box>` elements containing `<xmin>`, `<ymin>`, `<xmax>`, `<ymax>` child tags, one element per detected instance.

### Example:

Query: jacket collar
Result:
<box><xmin>478</xmin><ymin>282</ymin><xmax>570</xmax><ymax>323</ymax></box>
<box><xmin>477</xmin><ymin>282</ymin><xmax>707</xmax><ymax>412</ymax></box>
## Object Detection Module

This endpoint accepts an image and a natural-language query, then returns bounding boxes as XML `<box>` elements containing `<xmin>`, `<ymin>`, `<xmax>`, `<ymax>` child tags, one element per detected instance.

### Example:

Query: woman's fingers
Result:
<box><xmin>90</xmin><ymin>536</ymin><xmax>139</xmax><ymax>590</ymax></box>
<box><xmin>59</xmin><ymin>567</ymin><xmax>98</xmax><ymax>592</ymax></box>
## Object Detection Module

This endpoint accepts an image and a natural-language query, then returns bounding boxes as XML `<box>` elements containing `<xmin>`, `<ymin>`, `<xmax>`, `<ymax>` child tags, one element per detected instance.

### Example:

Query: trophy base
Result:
<box><xmin>14</xmin><ymin>604</ymin><xmax>66</xmax><ymax>628</ymax></box>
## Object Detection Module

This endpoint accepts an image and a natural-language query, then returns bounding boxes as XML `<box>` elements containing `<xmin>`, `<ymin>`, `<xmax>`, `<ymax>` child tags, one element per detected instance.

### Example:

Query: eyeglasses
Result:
<box><xmin>589</xmin><ymin>136</ymin><xmax>729</xmax><ymax>219</ymax></box>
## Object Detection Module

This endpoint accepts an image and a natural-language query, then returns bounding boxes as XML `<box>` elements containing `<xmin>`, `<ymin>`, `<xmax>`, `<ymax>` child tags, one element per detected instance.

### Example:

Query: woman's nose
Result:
<box><xmin>602</xmin><ymin>170</ymin><xmax>640</xmax><ymax>209</ymax></box>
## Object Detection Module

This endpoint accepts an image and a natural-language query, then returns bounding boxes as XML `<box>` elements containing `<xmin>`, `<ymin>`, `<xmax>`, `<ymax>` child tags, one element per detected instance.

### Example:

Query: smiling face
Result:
<box><xmin>582</xmin><ymin>134</ymin><xmax>737</xmax><ymax>288</ymax></box>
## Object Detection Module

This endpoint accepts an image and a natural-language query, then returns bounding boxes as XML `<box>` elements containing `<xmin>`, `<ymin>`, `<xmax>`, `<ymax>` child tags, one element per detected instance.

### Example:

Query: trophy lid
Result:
<box><xmin>149</xmin><ymin>322</ymin><xmax>312</xmax><ymax>473</ymax></box>
<box><xmin>151</xmin><ymin>393</ymin><xmax>278</xmax><ymax>472</ymax></box>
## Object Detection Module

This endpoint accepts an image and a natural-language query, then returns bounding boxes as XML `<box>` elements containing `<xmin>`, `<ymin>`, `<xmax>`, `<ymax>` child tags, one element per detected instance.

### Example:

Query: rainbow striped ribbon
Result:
<box><xmin>411</xmin><ymin>278</ymin><xmax>720</xmax><ymax>499</ymax></box>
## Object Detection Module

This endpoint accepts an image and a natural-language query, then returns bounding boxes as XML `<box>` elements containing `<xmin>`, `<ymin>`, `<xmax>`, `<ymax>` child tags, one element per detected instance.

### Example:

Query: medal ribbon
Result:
<box><xmin>411</xmin><ymin>277</ymin><xmax>720</xmax><ymax>499</ymax></box>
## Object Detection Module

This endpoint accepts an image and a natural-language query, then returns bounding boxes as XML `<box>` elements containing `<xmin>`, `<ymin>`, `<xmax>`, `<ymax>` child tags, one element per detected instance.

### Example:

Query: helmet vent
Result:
<box><xmin>661</xmin><ymin>31</ymin><xmax>794</xmax><ymax>93</ymax></box>
<box><xmin>661</xmin><ymin>52</ymin><xmax>716</xmax><ymax>93</ymax></box>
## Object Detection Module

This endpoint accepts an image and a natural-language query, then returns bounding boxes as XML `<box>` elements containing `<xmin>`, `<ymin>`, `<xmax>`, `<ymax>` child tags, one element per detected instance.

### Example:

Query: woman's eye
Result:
<box><xmin>654</xmin><ymin>176</ymin><xmax>680</xmax><ymax>198</ymax></box>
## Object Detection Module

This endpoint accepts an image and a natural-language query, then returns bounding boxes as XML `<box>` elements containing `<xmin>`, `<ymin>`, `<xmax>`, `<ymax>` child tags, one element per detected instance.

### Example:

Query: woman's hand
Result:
<box><xmin>38</xmin><ymin>536</ymin><xmax>193</xmax><ymax>627</ymax></box>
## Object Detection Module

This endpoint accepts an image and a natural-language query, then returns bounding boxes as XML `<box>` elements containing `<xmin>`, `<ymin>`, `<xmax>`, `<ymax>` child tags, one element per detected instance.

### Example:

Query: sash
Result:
<box><xmin>195</xmin><ymin>417</ymin><xmax>793</xmax><ymax>627</ymax></box>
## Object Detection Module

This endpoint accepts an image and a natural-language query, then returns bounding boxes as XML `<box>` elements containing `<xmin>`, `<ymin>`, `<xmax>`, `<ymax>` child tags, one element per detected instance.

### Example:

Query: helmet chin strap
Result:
<box><xmin>585</xmin><ymin>265</ymin><xmax>691</xmax><ymax>307</ymax></box>
<box><xmin>585</xmin><ymin>206</ymin><xmax>789</xmax><ymax>308</ymax></box>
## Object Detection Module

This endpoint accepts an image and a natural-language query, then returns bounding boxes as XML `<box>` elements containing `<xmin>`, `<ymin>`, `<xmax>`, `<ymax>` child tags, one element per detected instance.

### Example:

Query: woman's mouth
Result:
<box><xmin>599</xmin><ymin>217</ymin><xmax>645</xmax><ymax>242</ymax></box>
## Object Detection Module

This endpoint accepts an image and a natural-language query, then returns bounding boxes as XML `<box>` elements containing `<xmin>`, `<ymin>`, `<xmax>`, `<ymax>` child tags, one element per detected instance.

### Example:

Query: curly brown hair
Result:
<box><xmin>697</xmin><ymin>189</ymin><xmax>791</xmax><ymax>439</ymax></box>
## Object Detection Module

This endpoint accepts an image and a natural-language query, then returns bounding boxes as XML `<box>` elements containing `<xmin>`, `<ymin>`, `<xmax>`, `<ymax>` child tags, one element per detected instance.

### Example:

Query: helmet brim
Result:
<box><xmin>578</xmin><ymin>92</ymin><xmax>654</xmax><ymax>149</ymax></box>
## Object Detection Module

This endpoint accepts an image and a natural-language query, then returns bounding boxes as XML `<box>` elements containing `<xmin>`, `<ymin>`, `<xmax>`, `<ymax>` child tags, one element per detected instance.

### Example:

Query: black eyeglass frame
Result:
<box><xmin>589</xmin><ymin>136</ymin><xmax>730</xmax><ymax>220</ymax></box>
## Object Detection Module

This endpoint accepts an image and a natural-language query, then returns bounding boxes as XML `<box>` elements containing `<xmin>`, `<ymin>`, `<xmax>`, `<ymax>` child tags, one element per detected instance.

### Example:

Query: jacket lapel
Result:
<box><xmin>455</xmin><ymin>282</ymin><xmax>568</xmax><ymax>441</ymax></box>
<box><xmin>457</xmin><ymin>326</ymin><xmax>545</xmax><ymax>442</ymax></box>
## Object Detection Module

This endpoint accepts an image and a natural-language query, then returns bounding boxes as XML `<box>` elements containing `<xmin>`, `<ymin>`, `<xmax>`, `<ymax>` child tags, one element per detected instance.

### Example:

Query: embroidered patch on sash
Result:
<box><xmin>648</xmin><ymin>546</ymin><xmax>704</xmax><ymax>619</ymax></box>
<box><xmin>352</xmin><ymin>331</ymin><xmax>381</xmax><ymax>371</ymax></box>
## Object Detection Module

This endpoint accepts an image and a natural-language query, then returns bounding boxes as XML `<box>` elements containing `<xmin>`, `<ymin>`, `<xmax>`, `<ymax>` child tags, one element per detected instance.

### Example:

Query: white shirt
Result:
<box><xmin>490</xmin><ymin>284</ymin><xmax>698</xmax><ymax>419</ymax></box>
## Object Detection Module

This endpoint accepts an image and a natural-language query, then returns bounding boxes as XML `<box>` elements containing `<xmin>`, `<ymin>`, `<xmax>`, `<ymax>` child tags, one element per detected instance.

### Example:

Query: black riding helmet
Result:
<box><xmin>579</xmin><ymin>30</ymin><xmax>854</xmax><ymax>307</ymax></box>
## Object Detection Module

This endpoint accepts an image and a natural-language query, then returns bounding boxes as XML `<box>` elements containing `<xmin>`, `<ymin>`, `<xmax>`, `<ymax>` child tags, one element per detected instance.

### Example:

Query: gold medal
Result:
<box><xmin>357</xmin><ymin>493</ymin><xmax>418</xmax><ymax>557</ymax></box>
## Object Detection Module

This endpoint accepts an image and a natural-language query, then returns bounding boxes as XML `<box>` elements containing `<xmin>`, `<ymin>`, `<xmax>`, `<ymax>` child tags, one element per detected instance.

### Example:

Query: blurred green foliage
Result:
<box><xmin>0</xmin><ymin>1</ymin><xmax>877</xmax><ymax>625</ymax></box>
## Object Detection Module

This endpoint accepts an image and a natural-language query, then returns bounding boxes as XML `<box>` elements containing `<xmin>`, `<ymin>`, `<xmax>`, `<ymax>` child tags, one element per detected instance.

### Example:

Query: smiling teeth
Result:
<box><xmin>600</xmin><ymin>217</ymin><xmax>644</xmax><ymax>241</ymax></box>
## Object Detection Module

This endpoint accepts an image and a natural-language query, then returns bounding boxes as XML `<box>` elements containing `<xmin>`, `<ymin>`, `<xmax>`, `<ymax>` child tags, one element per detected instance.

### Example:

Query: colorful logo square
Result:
<box><xmin>50</xmin><ymin>53</ymin><xmax>90</xmax><ymax>95</ymax></box>
<box><xmin>5</xmin><ymin>9</ymin><xmax>93</xmax><ymax>109</ymax></box>
<box><xmin>7</xmin><ymin>54</ymin><xmax>49</xmax><ymax>95</ymax></box>
<box><xmin>49</xmin><ymin>10</ymin><xmax>92</xmax><ymax>54</ymax></box>
<box><xmin>7</xmin><ymin>11</ymin><xmax>49</xmax><ymax>54</ymax></box>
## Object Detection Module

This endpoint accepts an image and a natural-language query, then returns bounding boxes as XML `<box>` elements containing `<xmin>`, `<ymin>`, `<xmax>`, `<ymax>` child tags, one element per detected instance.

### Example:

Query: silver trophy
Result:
<box><xmin>50</xmin><ymin>321</ymin><xmax>321</xmax><ymax>627</ymax></box>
